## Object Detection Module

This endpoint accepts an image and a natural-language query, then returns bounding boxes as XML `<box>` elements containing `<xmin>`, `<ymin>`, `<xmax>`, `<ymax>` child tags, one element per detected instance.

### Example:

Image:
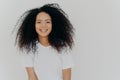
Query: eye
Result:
<box><xmin>46</xmin><ymin>21</ymin><xmax>51</xmax><ymax>23</ymax></box>
<box><xmin>36</xmin><ymin>22</ymin><xmax>41</xmax><ymax>23</ymax></box>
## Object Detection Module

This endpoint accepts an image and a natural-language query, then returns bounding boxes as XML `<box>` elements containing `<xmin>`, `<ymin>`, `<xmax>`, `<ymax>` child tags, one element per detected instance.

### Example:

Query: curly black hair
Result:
<box><xmin>16</xmin><ymin>3</ymin><xmax>74</xmax><ymax>53</ymax></box>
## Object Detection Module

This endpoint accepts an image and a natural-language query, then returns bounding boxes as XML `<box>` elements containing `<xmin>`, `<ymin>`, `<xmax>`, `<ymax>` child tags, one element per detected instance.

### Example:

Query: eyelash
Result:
<box><xmin>36</xmin><ymin>21</ymin><xmax>51</xmax><ymax>23</ymax></box>
<box><xmin>37</xmin><ymin>22</ymin><xmax>41</xmax><ymax>23</ymax></box>
<box><xmin>46</xmin><ymin>22</ymin><xmax>50</xmax><ymax>23</ymax></box>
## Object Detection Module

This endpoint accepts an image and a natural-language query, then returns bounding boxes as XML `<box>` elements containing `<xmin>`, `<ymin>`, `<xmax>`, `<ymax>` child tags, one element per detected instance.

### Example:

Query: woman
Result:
<box><xmin>16</xmin><ymin>3</ymin><xmax>74</xmax><ymax>80</ymax></box>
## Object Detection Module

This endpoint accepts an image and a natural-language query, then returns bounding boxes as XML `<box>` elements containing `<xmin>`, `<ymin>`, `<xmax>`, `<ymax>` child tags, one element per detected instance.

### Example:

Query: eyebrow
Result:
<box><xmin>36</xmin><ymin>19</ymin><xmax>51</xmax><ymax>21</ymax></box>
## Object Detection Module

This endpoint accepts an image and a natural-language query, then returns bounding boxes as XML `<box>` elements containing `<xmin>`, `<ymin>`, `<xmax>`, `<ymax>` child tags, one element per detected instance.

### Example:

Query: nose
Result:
<box><xmin>41</xmin><ymin>22</ymin><xmax>46</xmax><ymax>28</ymax></box>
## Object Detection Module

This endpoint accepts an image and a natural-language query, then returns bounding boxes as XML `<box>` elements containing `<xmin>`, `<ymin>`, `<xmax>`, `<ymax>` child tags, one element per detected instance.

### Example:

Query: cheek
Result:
<box><xmin>35</xmin><ymin>23</ymin><xmax>40</xmax><ymax>29</ymax></box>
<box><xmin>49</xmin><ymin>25</ymin><xmax>52</xmax><ymax>32</ymax></box>
<box><xmin>35</xmin><ymin>25</ymin><xmax>39</xmax><ymax>33</ymax></box>
<box><xmin>49</xmin><ymin>24</ymin><xmax>52</xmax><ymax>29</ymax></box>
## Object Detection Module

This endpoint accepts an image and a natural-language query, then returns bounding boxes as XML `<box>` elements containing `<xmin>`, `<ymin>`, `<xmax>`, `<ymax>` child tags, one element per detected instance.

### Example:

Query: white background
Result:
<box><xmin>0</xmin><ymin>0</ymin><xmax>120</xmax><ymax>80</ymax></box>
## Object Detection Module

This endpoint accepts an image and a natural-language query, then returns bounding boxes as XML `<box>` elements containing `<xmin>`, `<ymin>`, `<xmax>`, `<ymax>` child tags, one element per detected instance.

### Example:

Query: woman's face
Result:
<box><xmin>35</xmin><ymin>12</ymin><xmax>52</xmax><ymax>38</ymax></box>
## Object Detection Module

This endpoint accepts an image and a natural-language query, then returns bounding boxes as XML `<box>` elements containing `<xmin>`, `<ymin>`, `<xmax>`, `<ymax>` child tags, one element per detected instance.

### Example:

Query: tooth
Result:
<box><xmin>40</xmin><ymin>29</ymin><xmax>47</xmax><ymax>32</ymax></box>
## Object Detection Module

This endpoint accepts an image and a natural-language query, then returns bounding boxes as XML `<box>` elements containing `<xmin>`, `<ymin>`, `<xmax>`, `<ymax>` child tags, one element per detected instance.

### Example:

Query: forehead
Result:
<box><xmin>36</xmin><ymin>12</ymin><xmax>51</xmax><ymax>20</ymax></box>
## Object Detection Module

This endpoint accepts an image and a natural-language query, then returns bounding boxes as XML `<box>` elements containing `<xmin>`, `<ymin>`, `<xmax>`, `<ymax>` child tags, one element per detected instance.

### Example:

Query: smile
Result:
<box><xmin>40</xmin><ymin>29</ymin><xmax>48</xmax><ymax>33</ymax></box>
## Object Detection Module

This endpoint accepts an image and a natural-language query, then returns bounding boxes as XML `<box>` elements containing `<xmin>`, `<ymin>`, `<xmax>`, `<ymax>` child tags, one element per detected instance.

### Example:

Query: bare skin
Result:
<box><xmin>62</xmin><ymin>68</ymin><xmax>72</xmax><ymax>80</ymax></box>
<box><xmin>26</xmin><ymin>67</ymin><xmax>38</xmax><ymax>80</ymax></box>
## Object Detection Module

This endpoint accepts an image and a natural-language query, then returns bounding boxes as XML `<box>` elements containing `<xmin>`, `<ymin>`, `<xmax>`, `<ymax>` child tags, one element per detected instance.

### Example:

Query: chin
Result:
<box><xmin>38</xmin><ymin>34</ymin><xmax>49</xmax><ymax>38</ymax></box>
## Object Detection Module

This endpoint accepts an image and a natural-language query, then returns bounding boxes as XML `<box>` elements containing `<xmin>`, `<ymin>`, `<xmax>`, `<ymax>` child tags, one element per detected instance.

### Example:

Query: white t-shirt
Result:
<box><xmin>21</xmin><ymin>42</ymin><xmax>74</xmax><ymax>80</ymax></box>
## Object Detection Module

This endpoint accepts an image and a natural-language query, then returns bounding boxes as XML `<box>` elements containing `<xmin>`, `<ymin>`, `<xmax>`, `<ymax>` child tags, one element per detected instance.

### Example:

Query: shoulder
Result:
<box><xmin>58</xmin><ymin>48</ymin><xmax>74</xmax><ymax>69</ymax></box>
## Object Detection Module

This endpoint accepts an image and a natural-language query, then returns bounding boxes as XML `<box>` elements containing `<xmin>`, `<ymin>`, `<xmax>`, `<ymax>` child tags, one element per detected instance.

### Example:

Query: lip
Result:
<box><xmin>40</xmin><ymin>29</ymin><xmax>48</xmax><ymax>33</ymax></box>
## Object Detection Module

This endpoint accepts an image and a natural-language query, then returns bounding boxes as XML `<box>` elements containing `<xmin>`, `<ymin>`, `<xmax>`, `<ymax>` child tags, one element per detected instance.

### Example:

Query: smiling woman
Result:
<box><xmin>35</xmin><ymin>12</ymin><xmax>52</xmax><ymax>45</ymax></box>
<box><xmin>15</xmin><ymin>3</ymin><xmax>74</xmax><ymax>80</ymax></box>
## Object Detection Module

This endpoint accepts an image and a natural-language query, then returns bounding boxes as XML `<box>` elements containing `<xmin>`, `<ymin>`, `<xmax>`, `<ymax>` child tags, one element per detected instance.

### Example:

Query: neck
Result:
<box><xmin>38</xmin><ymin>37</ymin><xmax>50</xmax><ymax>46</ymax></box>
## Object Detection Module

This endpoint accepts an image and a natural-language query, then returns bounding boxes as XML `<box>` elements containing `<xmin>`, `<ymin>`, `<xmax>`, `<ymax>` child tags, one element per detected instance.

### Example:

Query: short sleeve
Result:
<box><xmin>60</xmin><ymin>50</ymin><xmax>74</xmax><ymax>69</ymax></box>
<box><xmin>20</xmin><ymin>52</ymin><xmax>35</xmax><ymax>68</ymax></box>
